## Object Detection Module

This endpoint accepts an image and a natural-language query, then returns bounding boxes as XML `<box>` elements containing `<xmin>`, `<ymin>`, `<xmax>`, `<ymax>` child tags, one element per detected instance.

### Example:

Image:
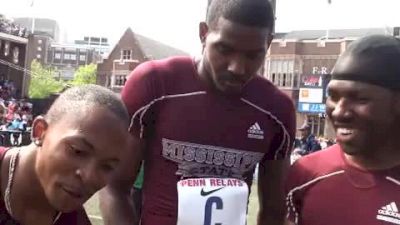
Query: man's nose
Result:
<box><xmin>227</xmin><ymin>56</ymin><xmax>245</xmax><ymax>76</ymax></box>
<box><xmin>76</xmin><ymin>163</ymin><xmax>105</xmax><ymax>192</ymax></box>
<box><xmin>330</xmin><ymin>98</ymin><xmax>353</xmax><ymax>120</ymax></box>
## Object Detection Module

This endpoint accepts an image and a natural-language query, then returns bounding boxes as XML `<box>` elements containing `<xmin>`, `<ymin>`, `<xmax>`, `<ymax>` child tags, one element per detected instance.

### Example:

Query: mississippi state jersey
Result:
<box><xmin>286</xmin><ymin>144</ymin><xmax>400</xmax><ymax>225</ymax></box>
<box><xmin>121</xmin><ymin>56</ymin><xmax>296</xmax><ymax>225</ymax></box>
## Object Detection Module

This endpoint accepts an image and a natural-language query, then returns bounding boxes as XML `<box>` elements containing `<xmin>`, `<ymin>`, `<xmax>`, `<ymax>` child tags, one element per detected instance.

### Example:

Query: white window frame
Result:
<box><xmin>121</xmin><ymin>50</ymin><xmax>132</xmax><ymax>60</ymax></box>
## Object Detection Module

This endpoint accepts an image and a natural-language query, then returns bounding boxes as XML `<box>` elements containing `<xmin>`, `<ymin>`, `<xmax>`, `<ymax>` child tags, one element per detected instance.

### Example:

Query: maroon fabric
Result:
<box><xmin>121</xmin><ymin>56</ymin><xmax>296</xmax><ymax>225</ymax></box>
<box><xmin>0</xmin><ymin>147</ymin><xmax>91</xmax><ymax>225</ymax></box>
<box><xmin>286</xmin><ymin>144</ymin><xmax>400</xmax><ymax>225</ymax></box>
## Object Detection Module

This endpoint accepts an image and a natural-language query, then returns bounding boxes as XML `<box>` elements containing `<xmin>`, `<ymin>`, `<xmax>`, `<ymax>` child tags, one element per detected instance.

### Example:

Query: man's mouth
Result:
<box><xmin>61</xmin><ymin>186</ymin><xmax>85</xmax><ymax>199</ymax></box>
<box><xmin>224</xmin><ymin>79</ymin><xmax>245</xmax><ymax>88</ymax></box>
<box><xmin>336</xmin><ymin>127</ymin><xmax>357</xmax><ymax>143</ymax></box>
<box><xmin>337</xmin><ymin>128</ymin><xmax>354</xmax><ymax>135</ymax></box>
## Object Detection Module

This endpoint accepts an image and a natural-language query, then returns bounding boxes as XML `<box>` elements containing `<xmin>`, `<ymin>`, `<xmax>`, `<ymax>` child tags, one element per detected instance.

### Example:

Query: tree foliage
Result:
<box><xmin>70</xmin><ymin>64</ymin><xmax>97</xmax><ymax>86</ymax></box>
<box><xmin>28</xmin><ymin>60</ymin><xmax>65</xmax><ymax>99</ymax></box>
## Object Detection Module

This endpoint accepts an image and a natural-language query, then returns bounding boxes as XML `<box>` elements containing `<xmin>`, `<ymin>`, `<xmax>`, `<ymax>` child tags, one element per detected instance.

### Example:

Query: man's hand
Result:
<box><xmin>99</xmin><ymin>135</ymin><xmax>145</xmax><ymax>225</ymax></box>
<box><xmin>257</xmin><ymin>159</ymin><xmax>290</xmax><ymax>225</ymax></box>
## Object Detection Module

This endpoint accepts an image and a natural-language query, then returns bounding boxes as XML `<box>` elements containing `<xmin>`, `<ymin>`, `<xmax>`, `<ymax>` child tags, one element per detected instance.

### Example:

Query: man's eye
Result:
<box><xmin>216</xmin><ymin>45</ymin><xmax>231</xmax><ymax>54</ymax></box>
<box><xmin>356</xmin><ymin>97</ymin><xmax>369</xmax><ymax>103</ymax></box>
<box><xmin>101</xmin><ymin>164</ymin><xmax>116</xmax><ymax>173</ymax></box>
<box><xmin>246</xmin><ymin>52</ymin><xmax>264</xmax><ymax>60</ymax></box>
<box><xmin>69</xmin><ymin>146</ymin><xmax>87</xmax><ymax>157</ymax></box>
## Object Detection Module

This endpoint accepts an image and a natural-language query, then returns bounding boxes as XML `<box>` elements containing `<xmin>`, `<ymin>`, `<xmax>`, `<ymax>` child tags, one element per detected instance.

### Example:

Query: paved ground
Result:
<box><xmin>84</xmin><ymin>184</ymin><xmax>259</xmax><ymax>225</ymax></box>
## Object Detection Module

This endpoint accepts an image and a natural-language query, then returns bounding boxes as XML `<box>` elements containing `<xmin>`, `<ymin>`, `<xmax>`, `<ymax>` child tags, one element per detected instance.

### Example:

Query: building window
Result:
<box><xmin>37</xmin><ymin>46</ymin><xmax>42</xmax><ymax>51</ymax></box>
<box><xmin>70</xmin><ymin>54</ymin><xmax>76</xmax><ymax>60</ymax></box>
<box><xmin>115</xmin><ymin>75</ymin><xmax>127</xmax><ymax>86</ymax></box>
<box><xmin>282</xmin><ymin>73</ymin><xmax>287</xmax><ymax>87</ymax></box>
<box><xmin>36</xmin><ymin>54</ymin><xmax>41</xmax><ymax>59</ymax></box>
<box><xmin>64</xmin><ymin>54</ymin><xmax>71</xmax><ymax>60</ymax></box>
<box><xmin>55</xmin><ymin>53</ymin><xmax>61</xmax><ymax>59</ymax></box>
<box><xmin>38</xmin><ymin>39</ymin><xmax>42</xmax><ymax>44</ymax></box>
<box><xmin>268</xmin><ymin>59</ymin><xmax>296</xmax><ymax>88</ymax></box>
<box><xmin>121</xmin><ymin>50</ymin><xmax>132</xmax><ymax>60</ymax></box>
<box><xmin>80</xmin><ymin>55</ymin><xmax>86</xmax><ymax>61</ymax></box>
<box><xmin>307</xmin><ymin>115</ymin><xmax>325</xmax><ymax>137</ymax></box>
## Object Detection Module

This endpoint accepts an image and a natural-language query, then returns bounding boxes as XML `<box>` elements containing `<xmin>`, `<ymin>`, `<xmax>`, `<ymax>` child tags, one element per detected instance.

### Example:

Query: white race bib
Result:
<box><xmin>177</xmin><ymin>178</ymin><xmax>249</xmax><ymax>225</ymax></box>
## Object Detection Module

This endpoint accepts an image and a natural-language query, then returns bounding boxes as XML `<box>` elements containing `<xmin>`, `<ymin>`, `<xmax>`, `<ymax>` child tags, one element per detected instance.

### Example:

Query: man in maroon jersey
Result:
<box><xmin>285</xmin><ymin>35</ymin><xmax>400</xmax><ymax>225</ymax></box>
<box><xmin>99</xmin><ymin>0</ymin><xmax>296</xmax><ymax>225</ymax></box>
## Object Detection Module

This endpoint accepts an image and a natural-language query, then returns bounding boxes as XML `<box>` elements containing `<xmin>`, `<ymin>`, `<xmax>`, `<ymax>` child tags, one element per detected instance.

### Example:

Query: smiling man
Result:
<box><xmin>285</xmin><ymin>35</ymin><xmax>400</xmax><ymax>225</ymax></box>
<box><xmin>99</xmin><ymin>0</ymin><xmax>296</xmax><ymax>225</ymax></box>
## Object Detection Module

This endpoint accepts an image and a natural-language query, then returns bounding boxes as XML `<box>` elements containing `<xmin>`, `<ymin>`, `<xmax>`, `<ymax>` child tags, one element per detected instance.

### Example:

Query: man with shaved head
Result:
<box><xmin>285</xmin><ymin>35</ymin><xmax>400</xmax><ymax>225</ymax></box>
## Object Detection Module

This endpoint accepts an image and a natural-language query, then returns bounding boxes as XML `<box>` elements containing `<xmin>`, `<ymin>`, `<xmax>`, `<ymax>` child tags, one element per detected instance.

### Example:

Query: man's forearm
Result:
<box><xmin>257</xmin><ymin>208</ymin><xmax>285</xmax><ymax>225</ymax></box>
<box><xmin>99</xmin><ymin>187</ymin><xmax>137</xmax><ymax>225</ymax></box>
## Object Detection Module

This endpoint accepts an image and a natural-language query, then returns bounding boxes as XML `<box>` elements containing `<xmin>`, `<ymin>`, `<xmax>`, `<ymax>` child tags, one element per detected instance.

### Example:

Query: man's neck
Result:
<box><xmin>10</xmin><ymin>146</ymin><xmax>56</xmax><ymax>221</ymax></box>
<box><xmin>344</xmin><ymin>146</ymin><xmax>400</xmax><ymax>171</ymax></box>
<box><xmin>195</xmin><ymin>58</ymin><xmax>213</xmax><ymax>90</ymax></box>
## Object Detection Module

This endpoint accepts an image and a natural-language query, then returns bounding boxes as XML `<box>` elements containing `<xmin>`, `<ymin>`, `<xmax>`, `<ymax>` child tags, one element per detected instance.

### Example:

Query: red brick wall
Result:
<box><xmin>97</xmin><ymin>30</ymin><xmax>147</xmax><ymax>87</ymax></box>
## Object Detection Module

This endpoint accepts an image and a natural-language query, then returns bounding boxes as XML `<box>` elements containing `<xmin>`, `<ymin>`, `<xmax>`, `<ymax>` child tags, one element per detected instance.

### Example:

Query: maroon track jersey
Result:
<box><xmin>286</xmin><ymin>144</ymin><xmax>400</xmax><ymax>225</ymax></box>
<box><xmin>0</xmin><ymin>147</ymin><xmax>91</xmax><ymax>225</ymax></box>
<box><xmin>122</xmin><ymin>56</ymin><xmax>296</xmax><ymax>225</ymax></box>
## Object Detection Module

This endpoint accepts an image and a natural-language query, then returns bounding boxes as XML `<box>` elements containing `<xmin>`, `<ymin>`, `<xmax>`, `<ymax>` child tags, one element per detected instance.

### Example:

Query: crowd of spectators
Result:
<box><xmin>0</xmin><ymin>78</ymin><xmax>33</xmax><ymax>146</ymax></box>
<box><xmin>0</xmin><ymin>14</ymin><xmax>29</xmax><ymax>38</ymax></box>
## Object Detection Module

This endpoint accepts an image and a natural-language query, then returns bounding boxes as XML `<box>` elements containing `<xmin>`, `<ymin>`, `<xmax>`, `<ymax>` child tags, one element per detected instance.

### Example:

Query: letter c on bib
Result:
<box><xmin>204</xmin><ymin>196</ymin><xmax>223</xmax><ymax>225</ymax></box>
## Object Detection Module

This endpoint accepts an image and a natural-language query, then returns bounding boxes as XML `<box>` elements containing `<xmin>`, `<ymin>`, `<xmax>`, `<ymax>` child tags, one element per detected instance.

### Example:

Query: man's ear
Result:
<box><xmin>31</xmin><ymin>116</ymin><xmax>48</xmax><ymax>146</ymax></box>
<box><xmin>199</xmin><ymin>22</ymin><xmax>209</xmax><ymax>46</ymax></box>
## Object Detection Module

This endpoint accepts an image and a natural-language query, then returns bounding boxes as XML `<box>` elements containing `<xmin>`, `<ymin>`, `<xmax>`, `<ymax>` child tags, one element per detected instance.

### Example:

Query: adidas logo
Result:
<box><xmin>377</xmin><ymin>202</ymin><xmax>400</xmax><ymax>224</ymax></box>
<box><xmin>247</xmin><ymin>122</ymin><xmax>264</xmax><ymax>140</ymax></box>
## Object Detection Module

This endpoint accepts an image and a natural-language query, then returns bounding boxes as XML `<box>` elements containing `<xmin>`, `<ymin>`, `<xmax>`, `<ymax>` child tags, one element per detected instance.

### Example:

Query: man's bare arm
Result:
<box><xmin>257</xmin><ymin>159</ymin><xmax>290</xmax><ymax>225</ymax></box>
<box><xmin>99</xmin><ymin>135</ymin><xmax>145</xmax><ymax>225</ymax></box>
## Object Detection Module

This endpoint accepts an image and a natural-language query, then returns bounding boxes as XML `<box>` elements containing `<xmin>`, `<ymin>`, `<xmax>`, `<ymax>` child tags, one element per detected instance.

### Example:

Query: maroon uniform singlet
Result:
<box><xmin>286</xmin><ymin>144</ymin><xmax>400</xmax><ymax>225</ymax></box>
<box><xmin>122</xmin><ymin>56</ymin><xmax>296</xmax><ymax>225</ymax></box>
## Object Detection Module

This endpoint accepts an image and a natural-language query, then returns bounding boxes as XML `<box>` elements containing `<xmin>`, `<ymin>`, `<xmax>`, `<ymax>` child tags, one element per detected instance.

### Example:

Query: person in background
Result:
<box><xmin>295</xmin><ymin>123</ymin><xmax>321</xmax><ymax>156</ymax></box>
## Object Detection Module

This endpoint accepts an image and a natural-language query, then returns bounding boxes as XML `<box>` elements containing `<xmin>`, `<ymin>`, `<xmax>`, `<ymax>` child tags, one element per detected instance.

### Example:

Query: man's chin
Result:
<box><xmin>216</xmin><ymin>85</ymin><xmax>242</xmax><ymax>96</ymax></box>
<box><xmin>338</xmin><ymin>142</ymin><xmax>362</xmax><ymax>156</ymax></box>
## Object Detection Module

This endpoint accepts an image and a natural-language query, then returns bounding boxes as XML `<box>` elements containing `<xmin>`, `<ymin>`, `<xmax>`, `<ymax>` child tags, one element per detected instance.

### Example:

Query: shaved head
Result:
<box><xmin>45</xmin><ymin>84</ymin><xmax>129</xmax><ymax>126</ymax></box>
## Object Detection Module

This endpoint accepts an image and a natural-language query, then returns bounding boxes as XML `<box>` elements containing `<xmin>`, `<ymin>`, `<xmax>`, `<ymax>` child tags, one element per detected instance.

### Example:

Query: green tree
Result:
<box><xmin>28</xmin><ymin>60</ymin><xmax>65</xmax><ymax>99</ymax></box>
<box><xmin>70</xmin><ymin>64</ymin><xmax>97</xmax><ymax>86</ymax></box>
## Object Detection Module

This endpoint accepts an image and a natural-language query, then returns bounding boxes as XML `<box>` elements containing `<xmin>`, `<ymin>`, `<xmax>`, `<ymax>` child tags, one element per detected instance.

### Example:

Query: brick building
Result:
<box><xmin>74</xmin><ymin>36</ymin><xmax>111</xmax><ymax>56</ymax></box>
<box><xmin>264</xmin><ymin>27</ymin><xmax>397</xmax><ymax>138</ymax></box>
<box><xmin>25</xmin><ymin>34</ymin><xmax>100</xmax><ymax>80</ymax></box>
<box><xmin>97</xmin><ymin>28</ymin><xmax>188</xmax><ymax>92</ymax></box>
<box><xmin>0</xmin><ymin>33</ymin><xmax>29</xmax><ymax>97</ymax></box>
